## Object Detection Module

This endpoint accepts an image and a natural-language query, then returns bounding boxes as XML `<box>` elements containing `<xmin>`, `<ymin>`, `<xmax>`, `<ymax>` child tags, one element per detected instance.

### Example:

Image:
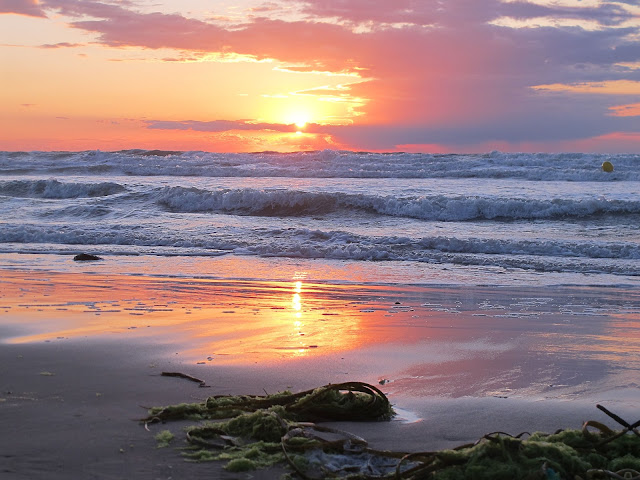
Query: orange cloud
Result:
<box><xmin>610</xmin><ymin>103</ymin><xmax>640</xmax><ymax>117</ymax></box>
<box><xmin>532</xmin><ymin>80</ymin><xmax>640</xmax><ymax>95</ymax></box>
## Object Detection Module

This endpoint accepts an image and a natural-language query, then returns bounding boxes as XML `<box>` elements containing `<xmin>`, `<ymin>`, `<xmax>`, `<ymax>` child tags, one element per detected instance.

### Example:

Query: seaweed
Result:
<box><xmin>154</xmin><ymin>429</ymin><xmax>174</xmax><ymax>448</ymax></box>
<box><xmin>143</xmin><ymin>381</ymin><xmax>394</xmax><ymax>425</ymax></box>
<box><xmin>143</xmin><ymin>382</ymin><xmax>395</xmax><ymax>473</ymax></box>
<box><xmin>395</xmin><ymin>410</ymin><xmax>640</xmax><ymax>480</ymax></box>
<box><xmin>142</xmin><ymin>384</ymin><xmax>640</xmax><ymax>480</ymax></box>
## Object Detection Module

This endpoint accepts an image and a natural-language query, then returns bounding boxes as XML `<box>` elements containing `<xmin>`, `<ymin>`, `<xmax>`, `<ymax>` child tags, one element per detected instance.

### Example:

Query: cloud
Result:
<box><xmin>497</xmin><ymin>1</ymin><xmax>634</xmax><ymax>27</ymax></box>
<box><xmin>142</xmin><ymin>119</ymin><xmax>341</xmax><ymax>152</ymax></box>
<box><xmin>292</xmin><ymin>0</ymin><xmax>496</xmax><ymax>26</ymax></box>
<box><xmin>610</xmin><ymin>102</ymin><xmax>640</xmax><ymax>117</ymax></box>
<box><xmin>27</xmin><ymin>0</ymin><xmax>640</xmax><ymax>149</ymax></box>
<box><xmin>532</xmin><ymin>80</ymin><xmax>640</xmax><ymax>95</ymax></box>
<box><xmin>314</xmin><ymin>99</ymin><xmax>628</xmax><ymax>149</ymax></box>
<box><xmin>70</xmin><ymin>11</ymin><xmax>228</xmax><ymax>51</ymax></box>
<box><xmin>40</xmin><ymin>0</ymin><xmax>129</xmax><ymax>19</ymax></box>
<box><xmin>249</xmin><ymin>2</ymin><xmax>284</xmax><ymax>14</ymax></box>
<box><xmin>38</xmin><ymin>42</ymin><xmax>83</xmax><ymax>48</ymax></box>
<box><xmin>294</xmin><ymin>0</ymin><xmax>637</xmax><ymax>28</ymax></box>
<box><xmin>0</xmin><ymin>0</ymin><xmax>47</xmax><ymax>17</ymax></box>
<box><xmin>145</xmin><ymin>119</ymin><xmax>300</xmax><ymax>133</ymax></box>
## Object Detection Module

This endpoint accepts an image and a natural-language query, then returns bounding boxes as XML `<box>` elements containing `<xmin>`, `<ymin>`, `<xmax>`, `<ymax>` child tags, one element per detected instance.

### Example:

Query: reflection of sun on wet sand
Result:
<box><xmin>2</xmin><ymin>267</ymin><xmax>640</xmax><ymax>478</ymax></box>
<box><xmin>1</xmin><ymin>270</ymin><xmax>414</xmax><ymax>363</ymax></box>
<box><xmin>3</xmin><ymin>269</ymin><xmax>640</xmax><ymax>398</ymax></box>
<box><xmin>185</xmin><ymin>279</ymin><xmax>372</xmax><ymax>361</ymax></box>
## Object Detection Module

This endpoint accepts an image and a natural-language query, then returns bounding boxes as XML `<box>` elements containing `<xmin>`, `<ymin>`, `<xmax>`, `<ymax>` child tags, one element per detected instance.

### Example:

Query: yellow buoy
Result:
<box><xmin>602</xmin><ymin>161</ymin><xmax>614</xmax><ymax>173</ymax></box>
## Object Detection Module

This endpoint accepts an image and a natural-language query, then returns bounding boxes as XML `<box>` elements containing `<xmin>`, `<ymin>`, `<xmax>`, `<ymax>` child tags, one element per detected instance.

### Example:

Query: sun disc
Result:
<box><xmin>287</xmin><ymin>112</ymin><xmax>310</xmax><ymax>129</ymax></box>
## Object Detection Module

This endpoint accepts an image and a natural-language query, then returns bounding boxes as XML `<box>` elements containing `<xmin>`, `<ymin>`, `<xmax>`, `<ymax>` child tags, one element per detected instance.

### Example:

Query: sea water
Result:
<box><xmin>0</xmin><ymin>150</ymin><xmax>638</xmax><ymax>287</ymax></box>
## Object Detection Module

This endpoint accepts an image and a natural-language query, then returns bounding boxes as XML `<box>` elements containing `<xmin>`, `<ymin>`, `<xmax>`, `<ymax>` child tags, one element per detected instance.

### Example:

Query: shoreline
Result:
<box><xmin>2</xmin><ymin>251</ymin><xmax>639</xmax><ymax>289</ymax></box>
<box><xmin>1</xmin><ymin>265</ymin><xmax>639</xmax><ymax>478</ymax></box>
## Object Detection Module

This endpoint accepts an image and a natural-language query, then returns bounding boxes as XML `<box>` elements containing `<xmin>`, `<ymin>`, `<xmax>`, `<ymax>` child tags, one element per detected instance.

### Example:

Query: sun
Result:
<box><xmin>287</xmin><ymin>112</ymin><xmax>310</xmax><ymax>130</ymax></box>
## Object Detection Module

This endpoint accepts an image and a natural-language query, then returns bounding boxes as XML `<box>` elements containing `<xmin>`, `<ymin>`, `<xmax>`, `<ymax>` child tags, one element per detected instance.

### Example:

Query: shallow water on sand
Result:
<box><xmin>2</xmin><ymin>267</ymin><xmax>638</xmax><ymax>403</ymax></box>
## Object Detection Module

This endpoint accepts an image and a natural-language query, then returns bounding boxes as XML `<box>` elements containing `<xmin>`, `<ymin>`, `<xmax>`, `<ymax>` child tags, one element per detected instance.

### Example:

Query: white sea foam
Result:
<box><xmin>1</xmin><ymin>150</ymin><xmax>639</xmax><ymax>285</ymax></box>
<box><xmin>1</xmin><ymin>150</ymin><xmax>638</xmax><ymax>181</ymax></box>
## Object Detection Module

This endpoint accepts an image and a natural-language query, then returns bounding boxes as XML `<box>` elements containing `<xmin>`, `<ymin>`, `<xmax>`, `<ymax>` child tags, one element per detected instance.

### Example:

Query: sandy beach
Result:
<box><xmin>1</xmin><ymin>261</ymin><xmax>639</xmax><ymax>479</ymax></box>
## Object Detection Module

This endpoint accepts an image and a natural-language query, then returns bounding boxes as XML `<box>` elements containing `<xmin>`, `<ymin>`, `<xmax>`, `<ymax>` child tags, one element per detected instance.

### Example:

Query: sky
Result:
<box><xmin>1</xmin><ymin>0</ymin><xmax>639</xmax><ymax>153</ymax></box>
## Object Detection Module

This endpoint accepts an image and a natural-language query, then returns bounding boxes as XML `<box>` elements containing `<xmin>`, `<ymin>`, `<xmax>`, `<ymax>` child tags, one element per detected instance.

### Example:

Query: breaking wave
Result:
<box><xmin>0</xmin><ymin>179</ymin><xmax>125</xmax><ymax>199</ymax></box>
<box><xmin>156</xmin><ymin>186</ymin><xmax>640</xmax><ymax>221</ymax></box>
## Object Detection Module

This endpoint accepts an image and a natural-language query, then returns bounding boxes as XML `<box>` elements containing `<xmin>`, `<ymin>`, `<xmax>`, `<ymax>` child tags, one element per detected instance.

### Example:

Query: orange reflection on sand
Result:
<box><xmin>184</xmin><ymin>278</ymin><xmax>373</xmax><ymax>362</ymax></box>
<box><xmin>0</xmin><ymin>270</ymin><xmax>415</xmax><ymax>364</ymax></box>
<box><xmin>547</xmin><ymin>312</ymin><xmax>640</xmax><ymax>367</ymax></box>
<box><xmin>4</xmin><ymin>269</ymin><xmax>640</xmax><ymax>398</ymax></box>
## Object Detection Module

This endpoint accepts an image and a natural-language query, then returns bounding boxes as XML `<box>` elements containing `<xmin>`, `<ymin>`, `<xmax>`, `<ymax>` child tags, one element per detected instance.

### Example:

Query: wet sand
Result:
<box><xmin>1</xmin><ymin>267</ymin><xmax>639</xmax><ymax>479</ymax></box>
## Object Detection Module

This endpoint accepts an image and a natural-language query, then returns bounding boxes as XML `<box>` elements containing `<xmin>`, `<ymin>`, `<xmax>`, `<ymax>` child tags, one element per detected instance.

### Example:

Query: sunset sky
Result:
<box><xmin>1</xmin><ymin>0</ymin><xmax>639</xmax><ymax>153</ymax></box>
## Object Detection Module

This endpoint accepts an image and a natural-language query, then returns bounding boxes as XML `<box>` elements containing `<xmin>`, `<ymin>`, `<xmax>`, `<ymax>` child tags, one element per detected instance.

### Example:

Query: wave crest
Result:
<box><xmin>0</xmin><ymin>179</ymin><xmax>125</xmax><ymax>199</ymax></box>
<box><xmin>156</xmin><ymin>186</ymin><xmax>640</xmax><ymax>221</ymax></box>
<box><xmin>158</xmin><ymin>187</ymin><xmax>339</xmax><ymax>216</ymax></box>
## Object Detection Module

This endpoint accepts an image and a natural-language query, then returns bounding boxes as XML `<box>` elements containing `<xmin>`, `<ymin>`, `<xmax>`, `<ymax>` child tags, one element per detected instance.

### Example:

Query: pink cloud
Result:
<box><xmin>34</xmin><ymin>3</ymin><xmax>530</xmax><ymax>110</ymax></box>
<box><xmin>26</xmin><ymin>0</ymin><xmax>640</xmax><ymax>150</ymax></box>
<box><xmin>51</xmin><ymin>4</ymin><xmax>515</xmax><ymax>127</ymax></box>
<box><xmin>294</xmin><ymin>0</ymin><xmax>634</xmax><ymax>27</ymax></box>
<box><xmin>69</xmin><ymin>13</ymin><xmax>359</xmax><ymax>73</ymax></box>
<box><xmin>73</xmin><ymin>13</ymin><xmax>227</xmax><ymax>51</ymax></box>
<box><xmin>293</xmin><ymin>0</ymin><xmax>500</xmax><ymax>27</ymax></box>
<box><xmin>0</xmin><ymin>0</ymin><xmax>47</xmax><ymax>17</ymax></box>
<box><xmin>249</xmin><ymin>2</ymin><xmax>283</xmax><ymax>14</ymax></box>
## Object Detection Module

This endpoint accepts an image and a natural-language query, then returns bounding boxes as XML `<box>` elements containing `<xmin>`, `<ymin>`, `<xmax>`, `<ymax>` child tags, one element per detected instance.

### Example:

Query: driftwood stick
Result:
<box><xmin>161</xmin><ymin>371</ymin><xmax>209</xmax><ymax>387</ymax></box>
<box><xmin>597</xmin><ymin>404</ymin><xmax>632</xmax><ymax>428</ymax></box>
<box><xmin>596</xmin><ymin>404</ymin><xmax>640</xmax><ymax>443</ymax></box>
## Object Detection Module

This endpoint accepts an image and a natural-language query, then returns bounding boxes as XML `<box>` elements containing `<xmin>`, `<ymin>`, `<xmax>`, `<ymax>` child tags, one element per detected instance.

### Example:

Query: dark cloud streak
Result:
<box><xmin>145</xmin><ymin>119</ymin><xmax>300</xmax><ymax>133</ymax></box>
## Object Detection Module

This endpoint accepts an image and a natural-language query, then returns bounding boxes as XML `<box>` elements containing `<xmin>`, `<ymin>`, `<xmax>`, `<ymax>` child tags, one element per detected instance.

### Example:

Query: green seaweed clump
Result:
<box><xmin>608</xmin><ymin>453</ymin><xmax>640</xmax><ymax>472</ymax></box>
<box><xmin>222</xmin><ymin>406</ymin><xmax>289</xmax><ymax>443</ymax></box>
<box><xmin>142</xmin><ymin>383</ymin><xmax>640</xmax><ymax>480</ymax></box>
<box><xmin>426</xmin><ymin>436</ymin><xmax>589</xmax><ymax>480</ymax></box>
<box><xmin>143</xmin><ymin>381</ymin><xmax>393</xmax><ymax>425</ymax></box>
<box><xmin>147</xmin><ymin>402</ymin><xmax>207</xmax><ymax>421</ymax></box>
<box><xmin>399</xmin><ymin>428</ymin><xmax>640</xmax><ymax>480</ymax></box>
<box><xmin>154</xmin><ymin>430</ymin><xmax>174</xmax><ymax>448</ymax></box>
<box><xmin>183</xmin><ymin>439</ymin><xmax>285</xmax><ymax>471</ymax></box>
<box><xmin>143</xmin><ymin>382</ymin><xmax>393</xmax><ymax>473</ymax></box>
<box><xmin>225</xmin><ymin>458</ymin><xmax>256</xmax><ymax>472</ymax></box>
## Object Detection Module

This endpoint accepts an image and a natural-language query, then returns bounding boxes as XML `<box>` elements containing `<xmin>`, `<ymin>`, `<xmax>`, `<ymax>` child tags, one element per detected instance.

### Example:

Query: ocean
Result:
<box><xmin>1</xmin><ymin>149</ymin><xmax>638</xmax><ymax>287</ymax></box>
